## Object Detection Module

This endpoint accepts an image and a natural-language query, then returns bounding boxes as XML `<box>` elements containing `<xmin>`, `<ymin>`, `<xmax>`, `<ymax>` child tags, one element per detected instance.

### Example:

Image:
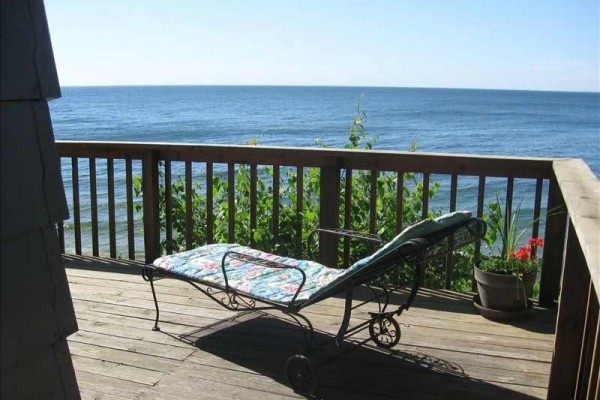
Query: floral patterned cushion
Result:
<box><xmin>153</xmin><ymin>244</ymin><xmax>348</xmax><ymax>305</ymax></box>
<box><xmin>153</xmin><ymin>211</ymin><xmax>472</xmax><ymax>306</ymax></box>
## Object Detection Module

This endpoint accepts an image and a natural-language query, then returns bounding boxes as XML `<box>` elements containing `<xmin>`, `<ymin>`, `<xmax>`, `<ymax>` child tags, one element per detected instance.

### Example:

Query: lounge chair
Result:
<box><xmin>142</xmin><ymin>211</ymin><xmax>485</xmax><ymax>393</ymax></box>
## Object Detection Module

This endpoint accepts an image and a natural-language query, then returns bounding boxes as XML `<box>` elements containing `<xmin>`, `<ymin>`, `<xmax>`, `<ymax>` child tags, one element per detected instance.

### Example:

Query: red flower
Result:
<box><xmin>528</xmin><ymin>237</ymin><xmax>544</xmax><ymax>248</ymax></box>
<box><xmin>515</xmin><ymin>247</ymin><xmax>531</xmax><ymax>261</ymax></box>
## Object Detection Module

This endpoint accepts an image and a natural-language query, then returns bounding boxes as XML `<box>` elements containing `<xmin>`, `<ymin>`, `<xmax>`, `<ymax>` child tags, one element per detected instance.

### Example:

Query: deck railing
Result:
<box><xmin>56</xmin><ymin>141</ymin><xmax>561</xmax><ymax>295</ymax></box>
<box><xmin>56</xmin><ymin>140</ymin><xmax>598</xmax><ymax>399</ymax></box>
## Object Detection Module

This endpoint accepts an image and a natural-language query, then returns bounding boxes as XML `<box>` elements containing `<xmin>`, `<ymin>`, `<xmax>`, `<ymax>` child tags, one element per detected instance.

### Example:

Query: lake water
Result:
<box><xmin>49</xmin><ymin>86</ymin><xmax>600</xmax><ymax>256</ymax></box>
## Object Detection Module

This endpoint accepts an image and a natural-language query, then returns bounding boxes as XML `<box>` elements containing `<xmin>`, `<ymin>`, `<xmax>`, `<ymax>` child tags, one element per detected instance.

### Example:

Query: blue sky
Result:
<box><xmin>46</xmin><ymin>0</ymin><xmax>599</xmax><ymax>92</ymax></box>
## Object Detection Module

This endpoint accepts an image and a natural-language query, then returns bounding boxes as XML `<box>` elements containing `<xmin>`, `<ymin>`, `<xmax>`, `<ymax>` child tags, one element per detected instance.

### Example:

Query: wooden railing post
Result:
<box><xmin>319</xmin><ymin>161</ymin><xmax>340</xmax><ymax>268</ymax></box>
<box><xmin>547</xmin><ymin>221</ymin><xmax>590</xmax><ymax>399</ymax></box>
<box><xmin>539</xmin><ymin>177</ymin><xmax>567</xmax><ymax>307</ymax></box>
<box><xmin>142</xmin><ymin>151</ymin><xmax>160</xmax><ymax>263</ymax></box>
<box><xmin>574</xmin><ymin>282</ymin><xmax>599</xmax><ymax>399</ymax></box>
<box><xmin>550</xmin><ymin>159</ymin><xmax>600</xmax><ymax>400</ymax></box>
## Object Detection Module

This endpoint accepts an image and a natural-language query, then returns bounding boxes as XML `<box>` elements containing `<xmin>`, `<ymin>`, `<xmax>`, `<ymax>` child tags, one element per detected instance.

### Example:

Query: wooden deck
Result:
<box><xmin>63</xmin><ymin>255</ymin><xmax>557</xmax><ymax>400</ymax></box>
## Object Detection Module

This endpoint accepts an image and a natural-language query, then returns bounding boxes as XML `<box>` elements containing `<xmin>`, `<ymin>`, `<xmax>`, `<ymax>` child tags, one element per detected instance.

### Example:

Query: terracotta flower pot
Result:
<box><xmin>474</xmin><ymin>265</ymin><xmax>536</xmax><ymax>312</ymax></box>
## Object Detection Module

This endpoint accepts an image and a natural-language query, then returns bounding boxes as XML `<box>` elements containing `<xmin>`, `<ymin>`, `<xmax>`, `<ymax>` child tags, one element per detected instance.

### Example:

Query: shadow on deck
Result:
<box><xmin>63</xmin><ymin>255</ymin><xmax>556</xmax><ymax>400</ymax></box>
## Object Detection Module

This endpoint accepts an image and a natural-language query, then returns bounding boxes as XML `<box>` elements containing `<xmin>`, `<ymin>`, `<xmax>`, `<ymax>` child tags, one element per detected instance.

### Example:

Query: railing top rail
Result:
<box><xmin>56</xmin><ymin>140</ymin><xmax>558</xmax><ymax>178</ymax></box>
<box><xmin>553</xmin><ymin>158</ymin><xmax>600</xmax><ymax>299</ymax></box>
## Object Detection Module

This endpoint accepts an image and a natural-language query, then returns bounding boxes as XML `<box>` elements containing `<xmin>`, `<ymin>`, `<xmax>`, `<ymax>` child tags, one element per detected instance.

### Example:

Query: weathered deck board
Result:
<box><xmin>64</xmin><ymin>255</ymin><xmax>556</xmax><ymax>399</ymax></box>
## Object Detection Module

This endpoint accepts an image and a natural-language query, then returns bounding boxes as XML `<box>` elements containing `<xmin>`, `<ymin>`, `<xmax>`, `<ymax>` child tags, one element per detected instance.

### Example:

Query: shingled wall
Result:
<box><xmin>1</xmin><ymin>1</ymin><xmax>80</xmax><ymax>398</ymax></box>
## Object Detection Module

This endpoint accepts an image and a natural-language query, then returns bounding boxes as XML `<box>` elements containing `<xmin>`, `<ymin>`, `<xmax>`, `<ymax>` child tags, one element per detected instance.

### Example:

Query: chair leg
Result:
<box><xmin>286</xmin><ymin>312</ymin><xmax>314</xmax><ymax>353</ymax></box>
<box><xmin>143</xmin><ymin>267</ymin><xmax>161</xmax><ymax>331</ymax></box>
<box><xmin>396</xmin><ymin>262</ymin><xmax>423</xmax><ymax>315</ymax></box>
<box><xmin>335</xmin><ymin>287</ymin><xmax>353</xmax><ymax>347</ymax></box>
<box><xmin>149</xmin><ymin>276</ymin><xmax>161</xmax><ymax>331</ymax></box>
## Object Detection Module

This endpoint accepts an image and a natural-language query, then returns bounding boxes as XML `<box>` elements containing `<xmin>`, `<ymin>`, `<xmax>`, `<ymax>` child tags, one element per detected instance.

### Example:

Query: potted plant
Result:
<box><xmin>473</xmin><ymin>198</ymin><xmax>544</xmax><ymax>318</ymax></box>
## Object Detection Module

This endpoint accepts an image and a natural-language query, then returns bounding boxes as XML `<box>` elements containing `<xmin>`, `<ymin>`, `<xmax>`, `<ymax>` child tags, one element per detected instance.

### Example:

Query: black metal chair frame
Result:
<box><xmin>142</xmin><ymin>217</ymin><xmax>486</xmax><ymax>394</ymax></box>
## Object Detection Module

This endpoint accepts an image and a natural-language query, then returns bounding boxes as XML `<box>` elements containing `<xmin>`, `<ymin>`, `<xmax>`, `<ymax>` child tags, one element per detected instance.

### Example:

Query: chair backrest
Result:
<box><xmin>305</xmin><ymin>211</ymin><xmax>477</xmax><ymax>304</ymax></box>
<box><xmin>347</xmin><ymin>210</ymin><xmax>473</xmax><ymax>273</ymax></box>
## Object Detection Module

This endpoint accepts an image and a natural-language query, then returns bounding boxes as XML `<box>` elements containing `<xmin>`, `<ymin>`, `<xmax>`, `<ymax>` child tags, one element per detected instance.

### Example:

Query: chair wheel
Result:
<box><xmin>369</xmin><ymin>315</ymin><xmax>401</xmax><ymax>349</ymax></box>
<box><xmin>285</xmin><ymin>354</ymin><xmax>317</xmax><ymax>394</ymax></box>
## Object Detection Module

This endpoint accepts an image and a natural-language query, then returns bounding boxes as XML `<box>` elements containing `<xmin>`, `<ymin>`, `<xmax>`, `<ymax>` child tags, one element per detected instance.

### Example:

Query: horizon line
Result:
<box><xmin>57</xmin><ymin>83</ymin><xmax>600</xmax><ymax>95</ymax></box>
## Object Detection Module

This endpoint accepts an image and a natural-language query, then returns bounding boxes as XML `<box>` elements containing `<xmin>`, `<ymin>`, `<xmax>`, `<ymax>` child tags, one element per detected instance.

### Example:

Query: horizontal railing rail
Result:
<box><xmin>57</xmin><ymin>140</ymin><xmax>555</xmax><ymax>177</ymax></box>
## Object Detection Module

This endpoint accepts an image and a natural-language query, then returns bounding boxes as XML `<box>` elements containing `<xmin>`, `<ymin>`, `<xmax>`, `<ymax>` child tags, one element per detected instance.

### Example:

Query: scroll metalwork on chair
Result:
<box><xmin>142</xmin><ymin>210</ymin><xmax>486</xmax><ymax>394</ymax></box>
